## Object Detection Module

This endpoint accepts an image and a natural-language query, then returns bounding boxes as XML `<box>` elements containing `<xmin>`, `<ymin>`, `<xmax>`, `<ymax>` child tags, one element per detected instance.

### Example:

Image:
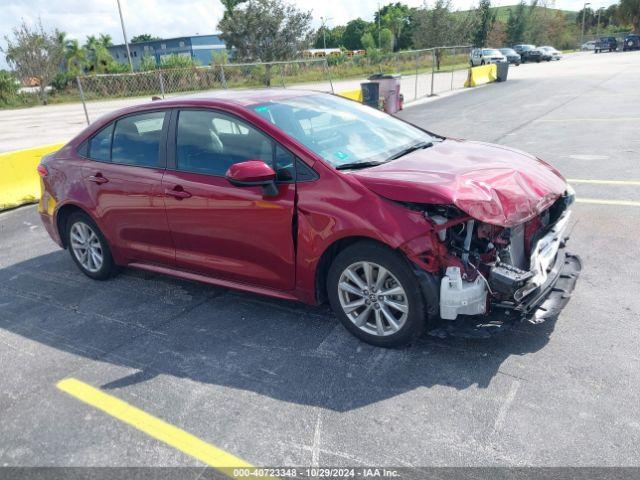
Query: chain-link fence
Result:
<box><xmin>76</xmin><ymin>47</ymin><xmax>472</xmax><ymax>124</ymax></box>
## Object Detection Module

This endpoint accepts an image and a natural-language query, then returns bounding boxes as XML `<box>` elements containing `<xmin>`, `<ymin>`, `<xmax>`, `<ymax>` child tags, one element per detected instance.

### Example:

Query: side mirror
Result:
<box><xmin>226</xmin><ymin>160</ymin><xmax>278</xmax><ymax>196</ymax></box>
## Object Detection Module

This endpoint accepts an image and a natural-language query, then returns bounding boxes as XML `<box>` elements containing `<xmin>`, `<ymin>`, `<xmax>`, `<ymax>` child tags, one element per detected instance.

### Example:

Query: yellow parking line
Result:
<box><xmin>568</xmin><ymin>179</ymin><xmax>640</xmax><ymax>186</ymax></box>
<box><xmin>576</xmin><ymin>198</ymin><xmax>640</xmax><ymax>207</ymax></box>
<box><xmin>56</xmin><ymin>378</ymin><xmax>259</xmax><ymax>478</ymax></box>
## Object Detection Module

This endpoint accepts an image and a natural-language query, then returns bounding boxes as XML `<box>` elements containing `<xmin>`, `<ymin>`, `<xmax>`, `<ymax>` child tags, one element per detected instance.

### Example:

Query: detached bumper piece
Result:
<box><xmin>427</xmin><ymin>251</ymin><xmax>582</xmax><ymax>339</ymax></box>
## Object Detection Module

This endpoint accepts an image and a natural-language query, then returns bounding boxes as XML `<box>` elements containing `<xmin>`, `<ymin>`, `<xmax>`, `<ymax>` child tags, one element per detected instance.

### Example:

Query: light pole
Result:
<box><xmin>320</xmin><ymin>16</ymin><xmax>332</xmax><ymax>51</ymax></box>
<box><xmin>581</xmin><ymin>2</ymin><xmax>591</xmax><ymax>47</ymax></box>
<box><xmin>116</xmin><ymin>0</ymin><xmax>134</xmax><ymax>72</ymax></box>
<box><xmin>596</xmin><ymin>8</ymin><xmax>603</xmax><ymax>38</ymax></box>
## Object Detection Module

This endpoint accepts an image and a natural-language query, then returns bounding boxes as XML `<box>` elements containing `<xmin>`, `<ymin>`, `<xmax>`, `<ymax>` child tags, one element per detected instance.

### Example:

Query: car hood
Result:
<box><xmin>350</xmin><ymin>139</ymin><xmax>567</xmax><ymax>227</ymax></box>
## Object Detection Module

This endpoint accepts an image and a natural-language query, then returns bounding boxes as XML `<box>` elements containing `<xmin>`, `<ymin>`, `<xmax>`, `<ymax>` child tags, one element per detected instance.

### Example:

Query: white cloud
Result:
<box><xmin>0</xmin><ymin>0</ymin><xmax>617</xmax><ymax>69</ymax></box>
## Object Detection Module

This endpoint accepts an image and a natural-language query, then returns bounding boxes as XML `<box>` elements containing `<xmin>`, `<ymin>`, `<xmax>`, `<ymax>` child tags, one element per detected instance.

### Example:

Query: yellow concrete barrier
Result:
<box><xmin>0</xmin><ymin>143</ymin><xmax>64</xmax><ymax>211</ymax></box>
<box><xmin>464</xmin><ymin>64</ymin><xmax>498</xmax><ymax>87</ymax></box>
<box><xmin>337</xmin><ymin>89</ymin><xmax>363</xmax><ymax>102</ymax></box>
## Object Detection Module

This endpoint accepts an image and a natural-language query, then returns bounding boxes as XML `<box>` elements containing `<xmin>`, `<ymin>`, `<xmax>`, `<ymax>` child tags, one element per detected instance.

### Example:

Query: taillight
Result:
<box><xmin>37</xmin><ymin>164</ymin><xmax>48</xmax><ymax>177</ymax></box>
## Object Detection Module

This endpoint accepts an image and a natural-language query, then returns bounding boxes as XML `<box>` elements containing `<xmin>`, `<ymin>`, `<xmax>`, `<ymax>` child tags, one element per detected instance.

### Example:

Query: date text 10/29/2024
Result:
<box><xmin>231</xmin><ymin>467</ymin><xmax>401</xmax><ymax>478</ymax></box>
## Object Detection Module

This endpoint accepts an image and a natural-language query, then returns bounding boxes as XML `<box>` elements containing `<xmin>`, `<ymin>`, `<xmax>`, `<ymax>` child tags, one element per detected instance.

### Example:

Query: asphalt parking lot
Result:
<box><xmin>1</xmin><ymin>51</ymin><xmax>639</xmax><ymax>471</ymax></box>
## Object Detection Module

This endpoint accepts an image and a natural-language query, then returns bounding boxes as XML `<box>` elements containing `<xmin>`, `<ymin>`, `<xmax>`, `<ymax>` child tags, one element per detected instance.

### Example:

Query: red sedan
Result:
<box><xmin>38</xmin><ymin>90</ymin><xmax>579</xmax><ymax>347</ymax></box>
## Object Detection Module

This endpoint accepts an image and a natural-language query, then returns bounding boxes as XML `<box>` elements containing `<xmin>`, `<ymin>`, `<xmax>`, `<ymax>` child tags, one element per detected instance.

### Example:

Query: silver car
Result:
<box><xmin>469</xmin><ymin>48</ymin><xmax>506</xmax><ymax>66</ymax></box>
<box><xmin>539</xmin><ymin>46</ymin><xmax>562</xmax><ymax>60</ymax></box>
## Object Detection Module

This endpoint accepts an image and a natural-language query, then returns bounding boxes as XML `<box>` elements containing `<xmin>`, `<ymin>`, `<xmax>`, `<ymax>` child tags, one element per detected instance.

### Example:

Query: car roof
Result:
<box><xmin>149</xmin><ymin>88</ymin><xmax>317</xmax><ymax>108</ymax></box>
<box><xmin>81</xmin><ymin>88</ymin><xmax>324</xmax><ymax>134</ymax></box>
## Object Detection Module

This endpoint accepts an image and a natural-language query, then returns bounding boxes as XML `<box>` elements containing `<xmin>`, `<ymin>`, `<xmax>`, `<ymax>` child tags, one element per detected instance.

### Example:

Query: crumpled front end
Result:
<box><xmin>404</xmin><ymin>188</ymin><xmax>581</xmax><ymax>338</ymax></box>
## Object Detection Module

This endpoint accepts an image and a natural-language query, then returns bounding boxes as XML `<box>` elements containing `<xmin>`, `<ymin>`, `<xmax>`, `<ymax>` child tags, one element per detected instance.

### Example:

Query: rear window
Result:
<box><xmin>87</xmin><ymin>124</ymin><xmax>113</xmax><ymax>162</ymax></box>
<box><xmin>111</xmin><ymin>111</ymin><xmax>166</xmax><ymax>168</ymax></box>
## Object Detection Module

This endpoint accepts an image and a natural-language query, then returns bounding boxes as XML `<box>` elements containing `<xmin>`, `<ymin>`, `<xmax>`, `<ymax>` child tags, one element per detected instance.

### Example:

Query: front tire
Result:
<box><xmin>327</xmin><ymin>242</ymin><xmax>426</xmax><ymax>348</ymax></box>
<box><xmin>66</xmin><ymin>211</ymin><xmax>116</xmax><ymax>280</ymax></box>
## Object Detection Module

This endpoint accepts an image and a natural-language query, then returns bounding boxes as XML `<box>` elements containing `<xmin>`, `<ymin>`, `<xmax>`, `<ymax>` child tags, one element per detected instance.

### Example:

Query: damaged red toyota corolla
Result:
<box><xmin>38</xmin><ymin>90</ymin><xmax>580</xmax><ymax>347</ymax></box>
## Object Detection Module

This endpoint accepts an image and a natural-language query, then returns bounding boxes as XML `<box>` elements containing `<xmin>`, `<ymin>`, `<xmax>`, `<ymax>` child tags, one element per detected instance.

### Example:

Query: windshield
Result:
<box><xmin>500</xmin><ymin>49</ymin><xmax>516</xmax><ymax>55</ymax></box>
<box><xmin>520</xmin><ymin>45</ymin><xmax>534</xmax><ymax>51</ymax></box>
<box><xmin>251</xmin><ymin>94</ymin><xmax>436</xmax><ymax>168</ymax></box>
<box><xmin>483</xmin><ymin>49</ymin><xmax>501</xmax><ymax>55</ymax></box>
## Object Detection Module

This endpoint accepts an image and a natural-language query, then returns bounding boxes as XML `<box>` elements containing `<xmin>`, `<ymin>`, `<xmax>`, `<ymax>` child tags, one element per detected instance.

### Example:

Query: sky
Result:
<box><xmin>0</xmin><ymin>0</ymin><xmax>617</xmax><ymax>68</ymax></box>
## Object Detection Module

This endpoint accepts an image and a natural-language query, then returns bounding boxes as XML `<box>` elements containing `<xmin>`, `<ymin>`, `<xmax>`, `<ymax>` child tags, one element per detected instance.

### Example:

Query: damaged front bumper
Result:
<box><xmin>429</xmin><ymin>210</ymin><xmax>581</xmax><ymax>339</ymax></box>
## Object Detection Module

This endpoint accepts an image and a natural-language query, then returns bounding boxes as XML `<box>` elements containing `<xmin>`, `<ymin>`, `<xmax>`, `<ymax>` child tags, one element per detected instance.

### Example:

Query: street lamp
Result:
<box><xmin>581</xmin><ymin>2</ymin><xmax>591</xmax><ymax>47</ymax></box>
<box><xmin>320</xmin><ymin>17</ymin><xmax>333</xmax><ymax>51</ymax></box>
<box><xmin>116</xmin><ymin>0</ymin><xmax>134</xmax><ymax>72</ymax></box>
<box><xmin>596</xmin><ymin>8</ymin><xmax>603</xmax><ymax>38</ymax></box>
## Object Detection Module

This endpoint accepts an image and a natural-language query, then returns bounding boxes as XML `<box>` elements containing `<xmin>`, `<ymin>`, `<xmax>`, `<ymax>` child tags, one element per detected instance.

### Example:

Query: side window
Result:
<box><xmin>274</xmin><ymin>145</ymin><xmax>295</xmax><ymax>181</ymax></box>
<box><xmin>111</xmin><ymin>111</ymin><xmax>166</xmax><ymax>168</ymax></box>
<box><xmin>87</xmin><ymin>123</ymin><xmax>114</xmax><ymax>162</ymax></box>
<box><xmin>176</xmin><ymin>110</ymin><xmax>272</xmax><ymax>176</ymax></box>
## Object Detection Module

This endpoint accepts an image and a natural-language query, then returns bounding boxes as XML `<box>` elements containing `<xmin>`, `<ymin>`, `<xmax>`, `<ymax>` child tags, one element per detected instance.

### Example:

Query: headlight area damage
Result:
<box><xmin>400</xmin><ymin>192</ymin><xmax>581</xmax><ymax>339</ymax></box>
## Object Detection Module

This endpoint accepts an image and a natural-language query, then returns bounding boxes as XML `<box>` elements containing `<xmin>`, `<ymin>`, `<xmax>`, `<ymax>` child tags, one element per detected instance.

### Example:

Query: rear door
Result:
<box><xmin>161</xmin><ymin>108</ymin><xmax>296</xmax><ymax>291</ymax></box>
<box><xmin>79</xmin><ymin>110</ymin><xmax>175</xmax><ymax>266</ymax></box>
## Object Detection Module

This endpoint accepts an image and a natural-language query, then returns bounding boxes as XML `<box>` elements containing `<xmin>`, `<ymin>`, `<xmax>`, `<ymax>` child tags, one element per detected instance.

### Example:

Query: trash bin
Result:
<box><xmin>367</xmin><ymin>74</ymin><xmax>402</xmax><ymax>113</ymax></box>
<box><xmin>496</xmin><ymin>61</ymin><xmax>509</xmax><ymax>82</ymax></box>
<box><xmin>360</xmin><ymin>82</ymin><xmax>380</xmax><ymax>109</ymax></box>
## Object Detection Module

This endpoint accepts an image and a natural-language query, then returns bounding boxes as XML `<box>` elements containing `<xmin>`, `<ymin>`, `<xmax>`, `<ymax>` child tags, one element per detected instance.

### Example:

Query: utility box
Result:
<box><xmin>360</xmin><ymin>82</ymin><xmax>380</xmax><ymax>109</ymax></box>
<box><xmin>367</xmin><ymin>74</ymin><xmax>402</xmax><ymax>114</ymax></box>
<box><xmin>496</xmin><ymin>61</ymin><xmax>509</xmax><ymax>82</ymax></box>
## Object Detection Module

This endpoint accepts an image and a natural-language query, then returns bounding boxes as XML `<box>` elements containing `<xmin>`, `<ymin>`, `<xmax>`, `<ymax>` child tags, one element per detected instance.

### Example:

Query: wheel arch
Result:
<box><xmin>55</xmin><ymin>203</ymin><xmax>95</xmax><ymax>249</ymax></box>
<box><xmin>314</xmin><ymin>236</ymin><xmax>396</xmax><ymax>304</ymax></box>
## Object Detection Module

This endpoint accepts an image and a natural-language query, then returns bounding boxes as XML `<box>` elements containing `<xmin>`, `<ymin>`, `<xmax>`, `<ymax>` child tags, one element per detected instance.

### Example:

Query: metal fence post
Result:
<box><xmin>414</xmin><ymin>52</ymin><xmax>419</xmax><ymax>101</ymax></box>
<box><xmin>157</xmin><ymin>70</ymin><xmax>165</xmax><ymax>98</ymax></box>
<box><xmin>430</xmin><ymin>49</ymin><xmax>436</xmax><ymax>96</ymax></box>
<box><xmin>280</xmin><ymin>64</ymin><xmax>286</xmax><ymax>88</ymax></box>
<box><xmin>219</xmin><ymin>65</ymin><xmax>227</xmax><ymax>89</ymax></box>
<box><xmin>451</xmin><ymin>47</ymin><xmax>455</xmax><ymax>91</ymax></box>
<box><xmin>76</xmin><ymin>76</ymin><xmax>90</xmax><ymax>125</ymax></box>
<box><xmin>324</xmin><ymin>59</ymin><xmax>334</xmax><ymax>93</ymax></box>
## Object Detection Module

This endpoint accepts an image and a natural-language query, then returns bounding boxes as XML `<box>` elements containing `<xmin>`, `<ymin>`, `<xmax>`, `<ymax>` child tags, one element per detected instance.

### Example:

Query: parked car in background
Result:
<box><xmin>539</xmin><ymin>46</ymin><xmax>562</xmax><ymax>61</ymax></box>
<box><xmin>499</xmin><ymin>48</ymin><xmax>521</xmax><ymax>65</ymax></box>
<box><xmin>37</xmin><ymin>89</ymin><xmax>579</xmax><ymax>347</ymax></box>
<box><xmin>595</xmin><ymin>36</ymin><xmax>618</xmax><ymax>52</ymax></box>
<box><xmin>469</xmin><ymin>48</ymin><xmax>506</xmax><ymax>66</ymax></box>
<box><xmin>513</xmin><ymin>44</ymin><xmax>543</xmax><ymax>63</ymax></box>
<box><xmin>622</xmin><ymin>34</ymin><xmax>640</xmax><ymax>51</ymax></box>
<box><xmin>581</xmin><ymin>40</ymin><xmax>596</xmax><ymax>51</ymax></box>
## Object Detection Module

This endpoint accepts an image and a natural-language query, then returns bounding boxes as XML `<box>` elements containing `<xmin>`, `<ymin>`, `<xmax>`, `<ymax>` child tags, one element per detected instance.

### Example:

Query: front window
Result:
<box><xmin>482</xmin><ymin>49</ymin><xmax>501</xmax><ymax>56</ymax></box>
<box><xmin>251</xmin><ymin>94</ymin><xmax>435</xmax><ymax>168</ymax></box>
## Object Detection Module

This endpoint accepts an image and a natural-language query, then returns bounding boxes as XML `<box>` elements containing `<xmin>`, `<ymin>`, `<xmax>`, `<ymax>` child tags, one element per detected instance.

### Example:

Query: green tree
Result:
<box><xmin>379</xmin><ymin>28</ymin><xmax>393</xmax><ymax>52</ymax></box>
<box><xmin>131</xmin><ymin>34</ymin><xmax>161</xmax><ymax>43</ymax></box>
<box><xmin>0</xmin><ymin>70</ymin><xmax>19</xmax><ymax>105</ymax></box>
<box><xmin>618</xmin><ymin>0</ymin><xmax>640</xmax><ymax>32</ymax></box>
<box><xmin>412</xmin><ymin>0</ymin><xmax>469</xmax><ymax>48</ymax></box>
<box><xmin>378</xmin><ymin>3</ymin><xmax>413</xmax><ymax>51</ymax></box>
<box><xmin>217</xmin><ymin>0</ymin><xmax>312</xmax><ymax>85</ymax></box>
<box><xmin>473</xmin><ymin>0</ymin><xmax>496</xmax><ymax>47</ymax></box>
<box><xmin>506</xmin><ymin>1</ymin><xmax>528</xmax><ymax>45</ymax></box>
<box><xmin>360</xmin><ymin>32</ymin><xmax>377</xmax><ymax>51</ymax></box>
<box><xmin>342</xmin><ymin>18</ymin><xmax>369</xmax><ymax>50</ymax></box>
<box><xmin>1</xmin><ymin>20</ymin><xmax>65</xmax><ymax>104</ymax></box>
<box><xmin>83</xmin><ymin>34</ymin><xmax>119</xmax><ymax>74</ymax></box>
<box><xmin>64</xmin><ymin>39</ymin><xmax>87</xmax><ymax>75</ymax></box>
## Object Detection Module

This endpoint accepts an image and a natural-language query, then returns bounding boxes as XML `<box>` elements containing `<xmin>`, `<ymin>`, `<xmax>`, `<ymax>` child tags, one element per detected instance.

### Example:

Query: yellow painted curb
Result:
<box><xmin>337</xmin><ymin>89</ymin><xmax>363</xmax><ymax>102</ymax></box>
<box><xmin>0</xmin><ymin>143</ymin><xmax>65</xmax><ymax>211</ymax></box>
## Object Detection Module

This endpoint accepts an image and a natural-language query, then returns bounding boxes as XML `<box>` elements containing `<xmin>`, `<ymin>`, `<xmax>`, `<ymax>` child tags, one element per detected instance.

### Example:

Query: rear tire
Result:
<box><xmin>66</xmin><ymin>211</ymin><xmax>117</xmax><ymax>280</ymax></box>
<box><xmin>327</xmin><ymin>241</ymin><xmax>427</xmax><ymax>348</ymax></box>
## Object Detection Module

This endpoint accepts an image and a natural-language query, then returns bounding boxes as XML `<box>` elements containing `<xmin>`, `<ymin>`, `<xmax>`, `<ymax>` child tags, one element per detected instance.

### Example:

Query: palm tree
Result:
<box><xmin>65</xmin><ymin>39</ymin><xmax>87</xmax><ymax>75</ymax></box>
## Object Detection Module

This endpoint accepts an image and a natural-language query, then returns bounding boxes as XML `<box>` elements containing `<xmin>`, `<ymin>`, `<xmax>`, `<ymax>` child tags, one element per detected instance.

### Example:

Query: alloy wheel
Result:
<box><xmin>337</xmin><ymin>261</ymin><xmax>409</xmax><ymax>337</ymax></box>
<box><xmin>70</xmin><ymin>221</ymin><xmax>104</xmax><ymax>273</ymax></box>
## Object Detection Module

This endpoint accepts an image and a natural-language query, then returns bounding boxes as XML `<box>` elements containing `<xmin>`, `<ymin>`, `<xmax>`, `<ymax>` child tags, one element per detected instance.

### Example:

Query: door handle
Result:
<box><xmin>88</xmin><ymin>174</ymin><xmax>108</xmax><ymax>184</ymax></box>
<box><xmin>165</xmin><ymin>187</ymin><xmax>192</xmax><ymax>199</ymax></box>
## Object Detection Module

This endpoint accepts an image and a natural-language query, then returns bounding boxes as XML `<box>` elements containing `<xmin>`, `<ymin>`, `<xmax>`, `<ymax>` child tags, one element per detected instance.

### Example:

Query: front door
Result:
<box><xmin>162</xmin><ymin>108</ymin><xmax>296</xmax><ymax>291</ymax></box>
